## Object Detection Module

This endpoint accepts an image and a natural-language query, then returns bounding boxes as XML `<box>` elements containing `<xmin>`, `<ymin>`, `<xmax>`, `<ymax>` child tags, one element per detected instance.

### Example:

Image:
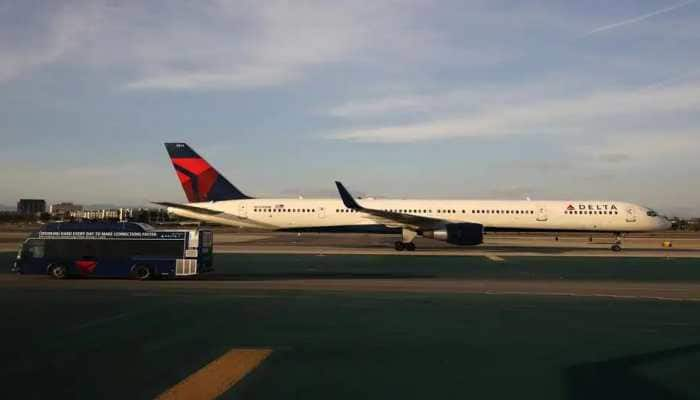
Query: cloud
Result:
<box><xmin>326</xmin><ymin>83</ymin><xmax>700</xmax><ymax>143</ymax></box>
<box><xmin>0</xmin><ymin>2</ymin><xmax>101</xmax><ymax>82</ymax></box>
<box><xmin>124</xmin><ymin>67</ymin><xmax>299</xmax><ymax>91</ymax></box>
<box><xmin>329</xmin><ymin>95</ymin><xmax>435</xmax><ymax>118</ymax></box>
<box><xmin>120</xmin><ymin>1</ymin><xmax>425</xmax><ymax>91</ymax></box>
<box><xmin>576</xmin><ymin>131</ymin><xmax>699</xmax><ymax>161</ymax></box>
<box><xmin>584</xmin><ymin>0</ymin><xmax>697</xmax><ymax>36</ymax></box>
<box><xmin>598</xmin><ymin>153</ymin><xmax>631</xmax><ymax>163</ymax></box>
<box><xmin>1</xmin><ymin>1</ymin><xmax>435</xmax><ymax>91</ymax></box>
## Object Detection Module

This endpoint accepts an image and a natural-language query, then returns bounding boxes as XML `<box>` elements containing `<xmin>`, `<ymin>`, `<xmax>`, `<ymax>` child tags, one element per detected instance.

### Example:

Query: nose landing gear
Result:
<box><xmin>611</xmin><ymin>233</ymin><xmax>624</xmax><ymax>252</ymax></box>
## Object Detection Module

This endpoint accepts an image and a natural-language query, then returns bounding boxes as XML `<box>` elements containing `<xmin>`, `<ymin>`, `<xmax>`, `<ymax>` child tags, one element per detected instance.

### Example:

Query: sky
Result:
<box><xmin>0</xmin><ymin>0</ymin><xmax>699</xmax><ymax>216</ymax></box>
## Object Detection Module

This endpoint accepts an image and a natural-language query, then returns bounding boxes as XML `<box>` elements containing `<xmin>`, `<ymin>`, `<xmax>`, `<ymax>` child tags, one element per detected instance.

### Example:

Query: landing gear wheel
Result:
<box><xmin>131</xmin><ymin>265</ymin><xmax>151</xmax><ymax>280</ymax></box>
<box><xmin>611</xmin><ymin>244</ymin><xmax>622</xmax><ymax>252</ymax></box>
<box><xmin>49</xmin><ymin>264</ymin><xmax>67</xmax><ymax>280</ymax></box>
<box><xmin>405</xmin><ymin>242</ymin><xmax>416</xmax><ymax>251</ymax></box>
<box><xmin>394</xmin><ymin>241</ymin><xmax>405</xmax><ymax>251</ymax></box>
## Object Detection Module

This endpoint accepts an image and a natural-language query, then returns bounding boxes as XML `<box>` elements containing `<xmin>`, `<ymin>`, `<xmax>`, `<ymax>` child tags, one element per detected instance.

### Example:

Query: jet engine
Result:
<box><xmin>421</xmin><ymin>223</ymin><xmax>483</xmax><ymax>245</ymax></box>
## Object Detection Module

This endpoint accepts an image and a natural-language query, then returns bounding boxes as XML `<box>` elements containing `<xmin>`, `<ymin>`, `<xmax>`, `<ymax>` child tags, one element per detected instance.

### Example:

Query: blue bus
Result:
<box><xmin>11</xmin><ymin>222</ymin><xmax>213</xmax><ymax>280</ymax></box>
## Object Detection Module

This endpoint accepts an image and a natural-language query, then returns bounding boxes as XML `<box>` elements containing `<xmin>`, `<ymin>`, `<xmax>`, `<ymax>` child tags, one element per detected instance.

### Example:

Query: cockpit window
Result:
<box><xmin>646</xmin><ymin>210</ymin><xmax>658</xmax><ymax>217</ymax></box>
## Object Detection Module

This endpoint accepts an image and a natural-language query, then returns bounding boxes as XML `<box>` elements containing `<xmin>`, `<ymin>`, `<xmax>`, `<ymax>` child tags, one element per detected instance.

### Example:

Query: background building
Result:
<box><xmin>17</xmin><ymin>199</ymin><xmax>46</xmax><ymax>215</ymax></box>
<box><xmin>50</xmin><ymin>202</ymin><xmax>83</xmax><ymax>216</ymax></box>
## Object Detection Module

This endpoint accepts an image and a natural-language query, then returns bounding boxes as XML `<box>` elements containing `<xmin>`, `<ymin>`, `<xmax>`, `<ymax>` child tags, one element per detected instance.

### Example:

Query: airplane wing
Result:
<box><xmin>334</xmin><ymin>181</ymin><xmax>448</xmax><ymax>230</ymax></box>
<box><xmin>153</xmin><ymin>201</ymin><xmax>278</xmax><ymax>229</ymax></box>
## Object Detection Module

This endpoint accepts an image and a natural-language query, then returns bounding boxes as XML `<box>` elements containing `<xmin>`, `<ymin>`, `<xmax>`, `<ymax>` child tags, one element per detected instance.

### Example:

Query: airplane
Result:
<box><xmin>156</xmin><ymin>143</ymin><xmax>671</xmax><ymax>252</ymax></box>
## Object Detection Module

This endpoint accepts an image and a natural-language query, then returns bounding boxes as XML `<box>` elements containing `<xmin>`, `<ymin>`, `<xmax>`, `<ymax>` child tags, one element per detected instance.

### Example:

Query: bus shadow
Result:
<box><xmin>563</xmin><ymin>343</ymin><xmax>700</xmax><ymax>400</ymax></box>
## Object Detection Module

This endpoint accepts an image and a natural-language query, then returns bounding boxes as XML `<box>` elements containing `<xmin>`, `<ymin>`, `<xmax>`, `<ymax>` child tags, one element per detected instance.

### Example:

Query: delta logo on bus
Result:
<box><xmin>566</xmin><ymin>204</ymin><xmax>618</xmax><ymax>211</ymax></box>
<box><xmin>75</xmin><ymin>260</ymin><xmax>97</xmax><ymax>274</ymax></box>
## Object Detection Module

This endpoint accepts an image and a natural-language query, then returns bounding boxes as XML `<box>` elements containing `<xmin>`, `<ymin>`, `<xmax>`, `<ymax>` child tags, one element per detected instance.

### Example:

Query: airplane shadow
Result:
<box><xmin>563</xmin><ymin>343</ymin><xmax>700</xmax><ymax>400</ymax></box>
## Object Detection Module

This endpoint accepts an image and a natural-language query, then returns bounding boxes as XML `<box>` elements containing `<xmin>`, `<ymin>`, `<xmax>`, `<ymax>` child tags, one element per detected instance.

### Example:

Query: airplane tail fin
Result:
<box><xmin>164</xmin><ymin>143</ymin><xmax>252</xmax><ymax>203</ymax></box>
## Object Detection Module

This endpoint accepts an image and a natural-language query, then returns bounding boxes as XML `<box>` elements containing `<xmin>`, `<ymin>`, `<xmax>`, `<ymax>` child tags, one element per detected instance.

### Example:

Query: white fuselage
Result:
<box><xmin>168</xmin><ymin>198</ymin><xmax>670</xmax><ymax>233</ymax></box>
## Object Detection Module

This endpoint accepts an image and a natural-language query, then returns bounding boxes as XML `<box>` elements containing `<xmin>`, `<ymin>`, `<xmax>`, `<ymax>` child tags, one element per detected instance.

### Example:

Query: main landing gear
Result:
<box><xmin>394</xmin><ymin>228</ymin><xmax>417</xmax><ymax>252</ymax></box>
<box><xmin>394</xmin><ymin>241</ymin><xmax>416</xmax><ymax>251</ymax></box>
<box><xmin>611</xmin><ymin>233</ymin><xmax>624</xmax><ymax>252</ymax></box>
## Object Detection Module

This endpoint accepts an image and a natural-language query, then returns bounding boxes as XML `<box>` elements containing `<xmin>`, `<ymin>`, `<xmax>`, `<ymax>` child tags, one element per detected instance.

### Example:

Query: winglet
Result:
<box><xmin>335</xmin><ymin>181</ymin><xmax>362</xmax><ymax>210</ymax></box>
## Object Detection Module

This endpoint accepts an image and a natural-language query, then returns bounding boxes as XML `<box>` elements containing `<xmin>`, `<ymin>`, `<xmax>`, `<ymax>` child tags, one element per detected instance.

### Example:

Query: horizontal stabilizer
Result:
<box><xmin>153</xmin><ymin>201</ymin><xmax>278</xmax><ymax>229</ymax></box>
<box><xmin>152</xmin><ymin>202</ymin><xmax>224</xmax><ymax>215</ymax></box>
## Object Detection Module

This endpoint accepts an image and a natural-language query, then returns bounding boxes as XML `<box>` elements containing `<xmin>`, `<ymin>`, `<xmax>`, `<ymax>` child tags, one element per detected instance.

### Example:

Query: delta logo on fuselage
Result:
<box><xmin>566</xmin><ymin>204</ymin><xmax>618</xmax><ymax>211</ymax></box>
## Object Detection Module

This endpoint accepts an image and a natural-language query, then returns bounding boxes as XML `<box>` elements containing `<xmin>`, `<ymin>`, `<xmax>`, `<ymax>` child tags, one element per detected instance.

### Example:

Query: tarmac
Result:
<box><xmin>2</xmin><ymin>229</ymin><xmax>700</xmax><ymax>399</ymax></box>
<box><xmin>213</xmin><ymin>231</ymin><xmax>700</xmax><ymax>258</ymax></box>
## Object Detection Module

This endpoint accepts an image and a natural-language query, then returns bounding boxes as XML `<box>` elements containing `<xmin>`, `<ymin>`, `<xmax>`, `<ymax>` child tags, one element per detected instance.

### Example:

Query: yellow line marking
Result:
<box><xmin>156</xmin><ymin>348</ymin><xmax>272</xmax><ymax>400</ymax></box>
<box><xmin>486</xmin><ymin>255</ymin><xmax>505</xmax><ymax>262</ymax></box>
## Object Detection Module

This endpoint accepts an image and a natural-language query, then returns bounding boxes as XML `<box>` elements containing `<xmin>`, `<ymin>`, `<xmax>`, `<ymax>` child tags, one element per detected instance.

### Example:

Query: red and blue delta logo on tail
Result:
<box><xmin>165</xmin><ymin>143</ymin><xmax>251</xmax><ymax>203</ymax></box>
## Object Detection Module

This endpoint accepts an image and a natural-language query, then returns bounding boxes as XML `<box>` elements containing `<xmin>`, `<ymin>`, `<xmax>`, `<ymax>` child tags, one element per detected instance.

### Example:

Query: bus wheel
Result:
<box><xmin>131</xmin><ymin>265</ymin><xmax>151</xmax><ymax>281</ymax></box>
<box><xmin>49</xmin><ymin>265</ymin><xmax>68</xmax><ymax>280</ymax></box>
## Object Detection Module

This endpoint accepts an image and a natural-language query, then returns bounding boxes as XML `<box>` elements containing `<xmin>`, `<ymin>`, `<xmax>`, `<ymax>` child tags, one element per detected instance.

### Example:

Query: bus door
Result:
<box><xmin>197</xmin><ymin>230</ymin><xmax>214</xmax><ymax>272</ymax></box>
<box><xmin>199</xmin><ymin>231</ymin><xmax>213</xmax><ymax>254</ymax></box>
<box><xmin>177</xmin><ymin>232</ymin><xmax>197</xmax><ymax>276</ymax></box>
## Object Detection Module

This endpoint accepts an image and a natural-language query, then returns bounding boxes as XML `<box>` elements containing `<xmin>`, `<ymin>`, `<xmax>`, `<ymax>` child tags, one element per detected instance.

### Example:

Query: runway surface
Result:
<box><xmin>210</xmin><ymin>231</ymin><xmax>700</xmax><ymax>258</ymax></box>
<box><xmin>2</xmin><ymin>232</ymin><xmax>700</xmax><ymax>399</ymax></box>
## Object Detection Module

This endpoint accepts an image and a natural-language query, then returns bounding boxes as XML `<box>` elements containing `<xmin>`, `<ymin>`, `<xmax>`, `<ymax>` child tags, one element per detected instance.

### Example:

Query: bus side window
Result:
<box><xmin>27</xmin><ymin>240</ymin><xmax>45</xmax><ymax>258</ymax></box>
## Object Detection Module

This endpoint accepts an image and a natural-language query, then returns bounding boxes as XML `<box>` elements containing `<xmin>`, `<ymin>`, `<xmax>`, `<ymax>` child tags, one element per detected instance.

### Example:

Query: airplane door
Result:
<box><xmin>317</xmin><ymin>206</ymin><xmax>326</xmax><ymax>219</ymax></box>
<box><xmin>536</xmin><ymin>206</ymin><xmax>548</xmax><ymax>222</ymax></box>
<box><xmin>239</xmin><ymin>203</ymin><xmax>247</xmax><ymax>218</ymax></box>
<box><xmin>626</xmin><ymin>207</ymin><xmax>636</xmax><ymax>223</ymax></box>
